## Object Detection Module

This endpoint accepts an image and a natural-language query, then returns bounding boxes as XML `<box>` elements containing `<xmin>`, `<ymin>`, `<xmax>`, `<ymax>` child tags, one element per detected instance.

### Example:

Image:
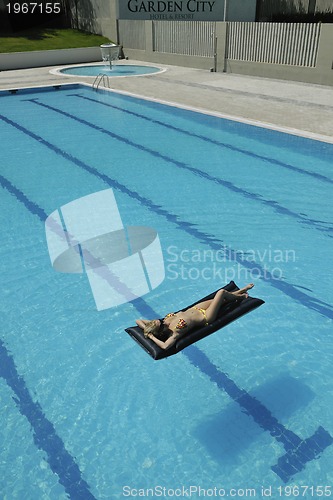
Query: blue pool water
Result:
<box><xmin>59</xmin><ymin>64</ymin><xmax>162</xmax><ymax>77</ymax></box>
<box><xmin>1</xmin><ymin>84</ymin><xmax>333</xmax><ymax>499</ymax></box>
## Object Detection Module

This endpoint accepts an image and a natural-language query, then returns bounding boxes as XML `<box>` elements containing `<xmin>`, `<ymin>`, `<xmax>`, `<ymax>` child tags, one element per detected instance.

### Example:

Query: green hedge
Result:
<box><xmin>0</xmin><ymin>28</ymin><xmax>111</xmax><ymax>53</ymax></box>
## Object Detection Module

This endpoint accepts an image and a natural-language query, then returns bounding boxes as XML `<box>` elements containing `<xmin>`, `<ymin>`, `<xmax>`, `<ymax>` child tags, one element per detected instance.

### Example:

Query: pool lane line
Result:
<box><xmin>0</xmin><ymin>176</ymin><xmax>97</xmax><ymax>499</ymax></box>
<box><xmin>0</xmin><ymin>173</ymin><xmax>140</xmax><ymax>306</ymax></box>
<box><xmin>1</xmin><ymin>112</ymin><xmax>333</xmax><ymax>319</ymax></box>
<box><xmin>131</xmin><ymin>297</ymin><xmax>333</xmax><ymax>483</ymax></box>
<box><xmin>71</xmin><ymin>92</ymin><xmax>333</xmax><ymax>187</ymax></box>
<box><xmin>0</xmin><ymin>173</ymin><xmax>47</xmax><ymax>220</ymax></box>
<box><xmin>22</xmin><ymin>100</ymin><xmax>333</xmax><ymax>238</ymax></box>
<box><xmin>183</xmin><ymin>343</ymin><xmax>333</xmax><ymax>483</ymax></box>
<box><xmin>1</xmin><ymin>173</ymin><xmax>333</xmax><ymax>484</ymax></box>
<box><xmin>0</xmin><ymin>338</ymin><xmax>96</xmax><ymax>500</ymax></box>
<box><xmin>1</xmin><ymin>112</ymin><xmax>333</xmax><ymax>324</ymax></box>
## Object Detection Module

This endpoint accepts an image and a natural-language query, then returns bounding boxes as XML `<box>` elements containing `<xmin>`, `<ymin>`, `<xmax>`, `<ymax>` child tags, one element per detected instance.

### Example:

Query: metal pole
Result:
<box><xmin>213</xmin><ymin>35</ymin><xmax>217</xmax><ymax>72</ymax></box>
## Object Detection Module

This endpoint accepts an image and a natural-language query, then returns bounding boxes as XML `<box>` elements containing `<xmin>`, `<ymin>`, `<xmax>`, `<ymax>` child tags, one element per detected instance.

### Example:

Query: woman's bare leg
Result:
<box><xmin>234</xmin><ymin>283</ymin><xmax>254</xmax><ymax>296</ymax></box>
<box><xmin>193</xmin><ymin>299</ymin><xmax>214</xmax><ymax>310</ymax></box>
<box><xmin>194</xmin><ymin>284</ymin><xmax>254</xmax><ymax>310</ymax></box>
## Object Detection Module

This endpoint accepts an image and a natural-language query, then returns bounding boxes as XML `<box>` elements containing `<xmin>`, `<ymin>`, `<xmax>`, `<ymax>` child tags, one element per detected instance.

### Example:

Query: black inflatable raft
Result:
<box><xmin>125</xmin><ymin>281</ymin><xmax>265</xmax><ymax>360</ymax></box>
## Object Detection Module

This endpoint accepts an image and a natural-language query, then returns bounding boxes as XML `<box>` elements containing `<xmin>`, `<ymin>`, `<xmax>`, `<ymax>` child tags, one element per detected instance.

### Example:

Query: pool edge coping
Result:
<box><xmin>1</xmin><ymin>80</ymin><xmax>333</xmax><ymax>145</ymax></box>
<box><xmin>49</xmin><ymin>61</ymin><xmax>167</xmax><ymax>79</ymax></box>
<box><xmin>95</xmin><ymin>83</ymin><xmax>333</xmax><ymax>145</ymax></box>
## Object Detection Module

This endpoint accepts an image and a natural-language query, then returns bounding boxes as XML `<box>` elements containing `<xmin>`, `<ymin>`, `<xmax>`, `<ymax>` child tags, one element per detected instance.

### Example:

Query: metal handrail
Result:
<box><xmin>92</xmin><ymin>74</ymin><xmax>111</xmax><ymax>90</ymax></box>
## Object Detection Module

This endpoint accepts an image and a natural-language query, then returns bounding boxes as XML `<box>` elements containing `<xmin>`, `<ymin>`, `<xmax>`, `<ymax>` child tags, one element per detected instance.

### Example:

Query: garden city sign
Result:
<box><xmin>117</xmin><ymin>0</ymin><xmax>224</xmax><ymax>21</ymax></box>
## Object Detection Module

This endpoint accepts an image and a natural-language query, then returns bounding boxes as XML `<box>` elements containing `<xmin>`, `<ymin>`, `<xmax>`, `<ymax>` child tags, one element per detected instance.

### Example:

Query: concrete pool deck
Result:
<box><xmin>1</xmin><ymin>60</ymin><xmax>333</xmax><ymax>143</ymax></box>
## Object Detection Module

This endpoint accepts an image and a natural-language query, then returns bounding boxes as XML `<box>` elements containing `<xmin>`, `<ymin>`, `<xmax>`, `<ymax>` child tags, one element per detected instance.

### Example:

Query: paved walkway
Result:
<box><xmin>1</xmin><ymin>61</ymin><xmax>333</xmax><ymax>142</ymax></box>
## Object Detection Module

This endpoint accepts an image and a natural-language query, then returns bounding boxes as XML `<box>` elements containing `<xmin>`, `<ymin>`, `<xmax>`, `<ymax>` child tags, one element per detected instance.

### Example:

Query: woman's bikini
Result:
<box><xmin>193</xmin><ymin>307</ymin><xmax>209</xmax><ymax>326</ymax></box>
<box><xmin>164</xmin><ymin>307</ymin><xmax>209</xmax><ymax>331</ymax></box>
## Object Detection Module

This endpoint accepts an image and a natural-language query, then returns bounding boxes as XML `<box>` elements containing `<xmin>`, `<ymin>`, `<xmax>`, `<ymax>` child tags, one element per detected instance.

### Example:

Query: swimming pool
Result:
<box><xmin>53</xmin><ymin>63</ymin><xmax>163</xmax><ymax>77</ymax></box>
<box><xmin>1</xmin><ymin>83</ymin><xmax>333</xmax><ymax>499</ymax></box>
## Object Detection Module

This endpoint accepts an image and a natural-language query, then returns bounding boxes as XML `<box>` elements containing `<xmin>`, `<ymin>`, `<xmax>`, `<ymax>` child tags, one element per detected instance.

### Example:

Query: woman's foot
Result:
<box><xmin>235</xmin><ymin>283</ymin><xmax>254</xmax><ymax>297</ymax></box>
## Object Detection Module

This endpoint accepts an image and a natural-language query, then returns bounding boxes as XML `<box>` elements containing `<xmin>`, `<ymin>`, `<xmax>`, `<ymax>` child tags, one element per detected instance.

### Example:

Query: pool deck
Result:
<box><xmin>1</xmin><ymin>60</ymin><xmax>333</xmax><ymax>143</ymax></box>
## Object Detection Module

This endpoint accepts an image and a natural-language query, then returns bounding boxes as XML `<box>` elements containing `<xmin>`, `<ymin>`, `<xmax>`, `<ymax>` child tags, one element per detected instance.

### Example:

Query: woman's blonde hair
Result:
<box><xmin>144</xmin><ymin>320</ymin><xmax>160</xmax><ymax>337</ymax></box>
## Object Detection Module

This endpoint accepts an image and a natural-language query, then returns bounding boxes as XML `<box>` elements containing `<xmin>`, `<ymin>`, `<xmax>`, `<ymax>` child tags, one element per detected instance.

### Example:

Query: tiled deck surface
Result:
<box><xmin>1</xmin><ymin>60</ymin><xmax>333</xmax><ymax>142</ymax></box>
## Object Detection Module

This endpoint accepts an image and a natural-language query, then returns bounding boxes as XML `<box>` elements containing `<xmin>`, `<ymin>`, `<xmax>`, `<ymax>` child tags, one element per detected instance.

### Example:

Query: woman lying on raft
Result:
<box><xmin>136</xmin><ymin>283</ymin><xmax>254</xmax><ymax>350</ymax></box>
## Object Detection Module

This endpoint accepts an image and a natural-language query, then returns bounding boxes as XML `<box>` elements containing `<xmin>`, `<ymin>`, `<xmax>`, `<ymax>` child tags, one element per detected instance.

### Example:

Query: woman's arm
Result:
<box><xmin>136</xmin><ymin>319</ymin><xmax>179</xmax><ymax>350</ymax></box>
<box><xmin>147</xmin><ymin>332</ymin><xmax>179</xmax><ymax>350</ymax></box>
<box><xmin>136</xmin><ymin>319</ymin><xmax>149</xmax><ymax>329</ymax></box>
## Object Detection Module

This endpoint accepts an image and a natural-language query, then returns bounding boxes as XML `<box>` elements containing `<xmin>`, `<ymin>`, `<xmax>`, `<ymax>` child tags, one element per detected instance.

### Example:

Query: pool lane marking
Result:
<box><xmin>0</xmin><ymin>176</ymin><xmax>97</xmax><ymax>499</ymax></box>
<box><xmin>184</xmin><ymin>344</ymin><xmax>333</xmax><ymax>483</ymax></box>
<box><xmin>0</xmin><ymin>172</ymin><xmax>140</xmax><ymax>304</ymax></box>
<box><xmin>1</xmin><ymin>174</ymin><xmax>333</xmax><ymax>484</ymax></box>
<box><xmin>71</xmin><ymin>92</ymin><xmax>333</xmax><ymax>187</ymax></box>
<box><xmin>131</xmin><ymin>297</ymin><xmax>333</xmax><ymax>483</ymax></box>
<box><xmin>1</xmin><ymin>112</ymin><xmax>333</xmax><ymax>319</ymax></box>
<box><xmin>22</xmin><ymin>100</ymin><xmax>333</xmax><ymax>238</ymax></box>
<box><xmin>0</xmin><ymin>172</ymin><xmax>47</xmax><ymax>221</ymax></box>
<box><xmin>1</xmin><ymin>113</ymin><xmax>333</xmax><ymax>323</ymax></box>
<box><xmin>0</xmin><ymin>337</ymin><xmax>96</xmax><ymax>500</ymax></box>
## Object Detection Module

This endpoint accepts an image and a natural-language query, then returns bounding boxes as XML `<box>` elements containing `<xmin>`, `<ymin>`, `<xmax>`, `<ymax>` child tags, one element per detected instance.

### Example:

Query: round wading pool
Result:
<box><xmin>55</xmin><ymin>64</ymin><xmax>163</xmax><ymax>77</ymax></box>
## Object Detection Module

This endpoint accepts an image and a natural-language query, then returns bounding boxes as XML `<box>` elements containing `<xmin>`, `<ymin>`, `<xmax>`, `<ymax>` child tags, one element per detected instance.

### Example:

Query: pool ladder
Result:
<box><xmin>93</xmin><ymin>73</ymin><xmax>111</xmax><ymax>91</ymax></box>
